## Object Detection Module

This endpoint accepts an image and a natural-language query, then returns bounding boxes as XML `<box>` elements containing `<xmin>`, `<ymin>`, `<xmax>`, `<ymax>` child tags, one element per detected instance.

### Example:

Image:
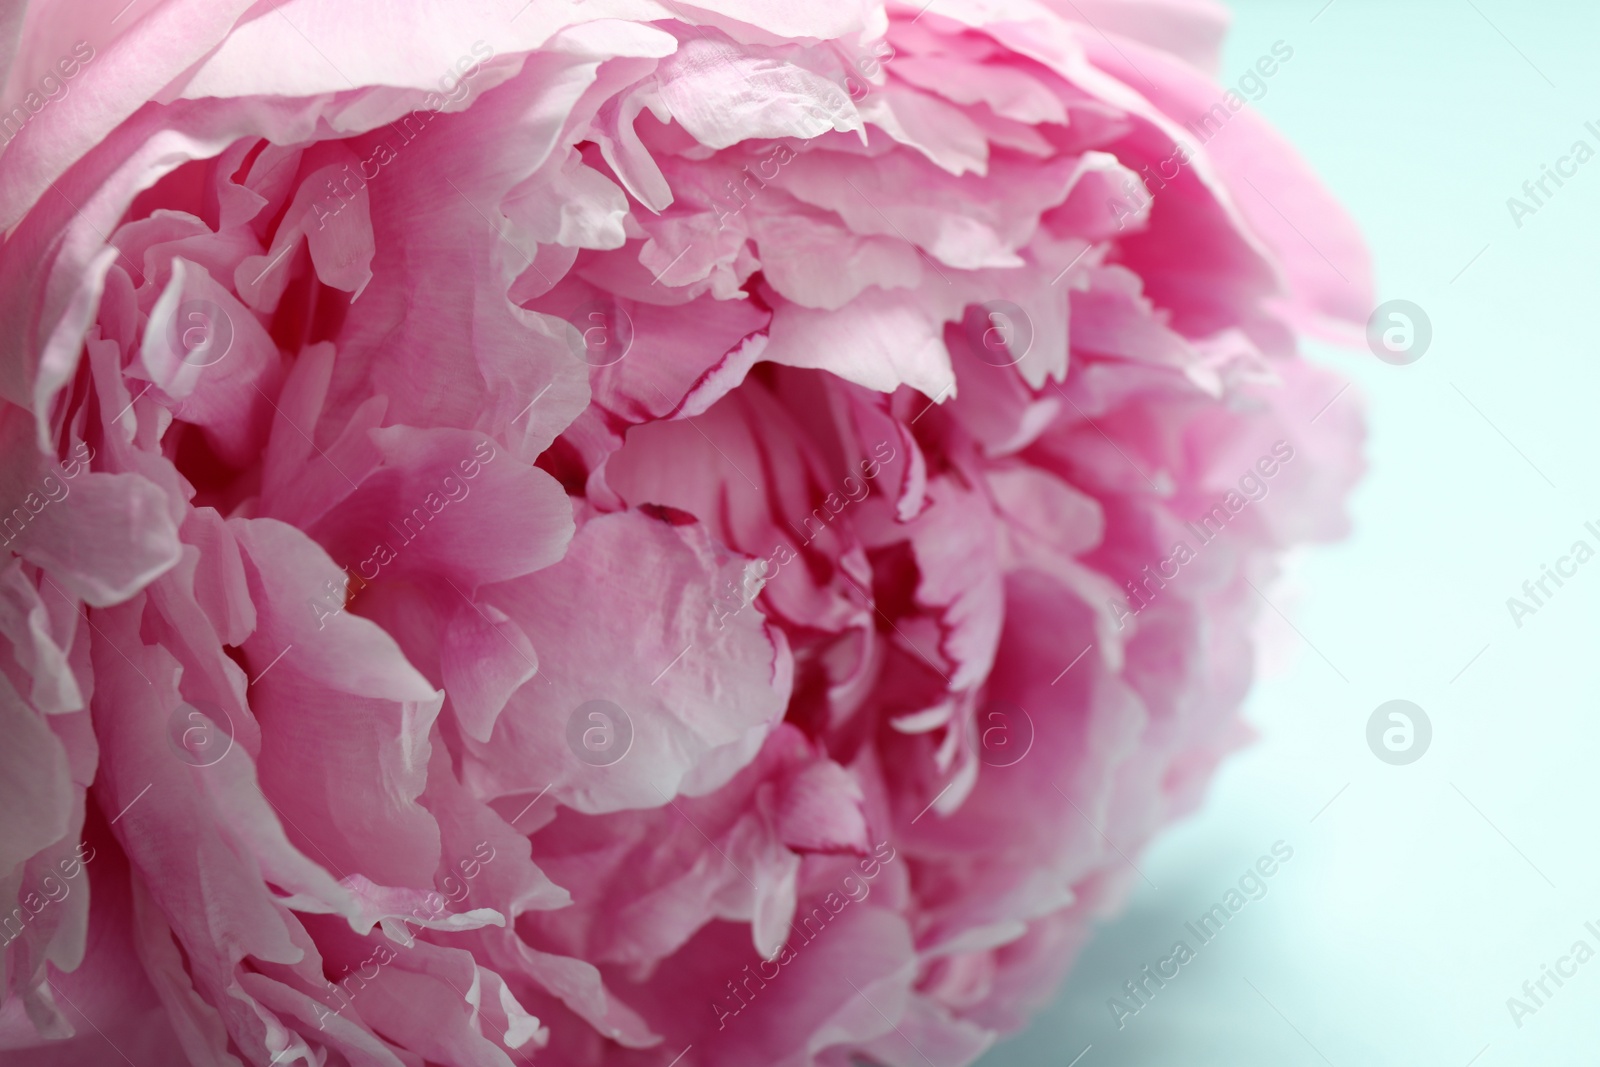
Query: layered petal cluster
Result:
<box><xmin>0</xmin><ymin>2</ymin><xmax>1367</xmax><ymax>1066</ymax></box>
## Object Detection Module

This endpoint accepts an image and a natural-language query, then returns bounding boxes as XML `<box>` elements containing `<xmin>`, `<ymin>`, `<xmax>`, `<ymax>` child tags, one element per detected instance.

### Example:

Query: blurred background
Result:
<box><xmin>979</xmin><ymin>0</ymin><xmax>1600</xmax><ymax>1063</ymax></box>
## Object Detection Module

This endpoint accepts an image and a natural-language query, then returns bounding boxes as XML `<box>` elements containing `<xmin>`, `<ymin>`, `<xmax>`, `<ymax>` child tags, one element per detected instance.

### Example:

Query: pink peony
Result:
<box><xmin>0</xmin><ymin>2</ymin><xmax>1367</xmax><ymax>1066</ymax></box>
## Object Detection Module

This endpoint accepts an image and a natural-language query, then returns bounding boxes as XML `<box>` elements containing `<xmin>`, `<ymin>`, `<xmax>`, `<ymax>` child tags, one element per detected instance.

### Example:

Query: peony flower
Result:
<box><xmin>0</xmin><ymin>2</ymin><xmax>1367</xmax><ymax>1066</ymax></box>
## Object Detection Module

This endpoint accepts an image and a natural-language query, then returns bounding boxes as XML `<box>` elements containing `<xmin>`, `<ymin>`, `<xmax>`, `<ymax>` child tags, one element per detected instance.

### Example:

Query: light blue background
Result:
<box><xmin>980</xmin><ymin>1</ymin><xmax>1600</xmax><ymax>1063</ymax></box>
